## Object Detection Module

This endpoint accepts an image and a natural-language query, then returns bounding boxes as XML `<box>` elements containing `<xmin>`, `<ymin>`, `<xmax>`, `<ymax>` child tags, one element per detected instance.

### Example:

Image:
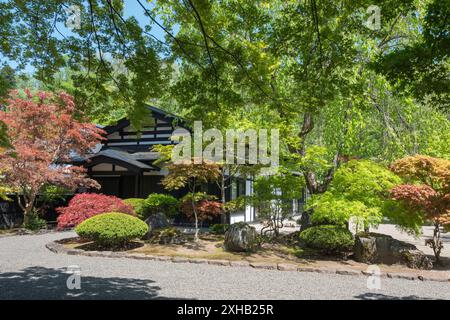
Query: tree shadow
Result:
<box><xmin>355</xmin><ymin>292</ymin><xmax>439</xmax><ymax>300</ymax></box>
<box><xmin>0</xmin><ymin>266</ymin><xmax>183</xmax><ymax>300</ymax></box>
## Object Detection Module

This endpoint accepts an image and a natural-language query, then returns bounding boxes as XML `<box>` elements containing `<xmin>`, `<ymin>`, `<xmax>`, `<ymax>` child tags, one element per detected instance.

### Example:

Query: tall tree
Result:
<box><xmin>0</xmin><ymin>90</ymin><xmax>105</xmax><ymax>224</ymax></box>
<box><xmin>0</xmin><ymin>0</ymin><xmax>169</xmax><ymax>126</ymax></box>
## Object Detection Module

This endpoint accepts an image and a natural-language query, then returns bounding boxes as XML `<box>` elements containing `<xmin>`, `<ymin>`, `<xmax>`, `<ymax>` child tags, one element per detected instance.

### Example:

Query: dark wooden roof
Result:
<box><xmin>102</xmin><ymin>105</ymin><xmax>188</xmax><ymax>135</ymax></box>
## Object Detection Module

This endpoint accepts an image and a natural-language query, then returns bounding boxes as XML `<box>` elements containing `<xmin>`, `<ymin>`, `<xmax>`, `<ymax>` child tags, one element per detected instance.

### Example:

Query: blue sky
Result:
<box><xmin>2</xmin><ymin>0</ymin><xmax>177</xmax><ymax>74</ymax></box>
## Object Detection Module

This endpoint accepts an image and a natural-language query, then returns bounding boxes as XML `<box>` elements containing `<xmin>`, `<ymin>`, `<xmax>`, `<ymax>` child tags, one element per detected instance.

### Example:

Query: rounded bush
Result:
<box><xmin>123</xmin><ymin>198</ymin><xmax>147</xmax><ymax>220</ymax></box>
<box><xmin>56</xmin><ymin>193</ymin><xmax>135</xmax><ymax>230</ymax></box>
<box><xmin>299</xmin><ymin>225</ymin><xmax>354</xmax><ymax>254</ymax></box>
<box><xmin>75</xmin><ymin>212</ymin><xmax>148</xmax><ymax>247</ymax></box>
<box><xmin>144</xmin><ymin>193</ymin><xmax>179</xmax><ymax>220</ymax></box>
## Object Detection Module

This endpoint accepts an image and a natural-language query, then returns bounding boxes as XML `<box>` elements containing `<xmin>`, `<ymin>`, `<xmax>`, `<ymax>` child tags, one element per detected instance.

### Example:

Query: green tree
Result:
<box><xmin>251</xmin><ymin>168</ymin><xmax>304</xmax><ymax>237</ymax></box>
<box><xmin>308</xmin><ymin>160</ymin><xmax>402</xmax><ymax>232</ymax></box>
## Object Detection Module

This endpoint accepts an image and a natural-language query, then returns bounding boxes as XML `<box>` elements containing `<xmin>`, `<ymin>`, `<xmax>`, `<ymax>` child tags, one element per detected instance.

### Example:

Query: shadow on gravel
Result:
<box><xmin>0</xmin><ymin>266</ymin><xmax>182</xmax><ymax>300</ymax></box>
<box><xmin>355</xmin><ymin>293</ymin><xmax>437</xmax><ymax>300</ymax></box>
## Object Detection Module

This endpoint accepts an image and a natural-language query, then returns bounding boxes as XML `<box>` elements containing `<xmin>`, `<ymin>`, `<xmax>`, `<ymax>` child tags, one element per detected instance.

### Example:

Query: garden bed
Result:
<box><xmin>56</xmin><ymin>233</ymin><xmax>450</xmax><ymax>282</ymax></box>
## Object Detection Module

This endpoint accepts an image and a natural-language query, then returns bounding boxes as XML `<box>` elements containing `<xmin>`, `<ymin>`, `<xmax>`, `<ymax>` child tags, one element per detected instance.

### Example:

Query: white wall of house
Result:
<box><xmin>229</xmin><ymin>178</ymin><xmax>255</xmax><ymax>224</ymax></box>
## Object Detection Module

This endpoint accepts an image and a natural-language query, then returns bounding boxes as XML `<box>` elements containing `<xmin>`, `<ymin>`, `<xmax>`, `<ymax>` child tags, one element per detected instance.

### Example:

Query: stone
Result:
<box><xmin>297</xmin><ymin>266</ymin><xmax>317</xmax><ymax>273</ymax></box>
<box><xmin>277</xmin><ymin>263</ymin><xmax>298</xmax><ymax>271</ymax></box>
<box><xmin>66</xmin><ymin>249</ymin><xmax>82</xmax><ymax>255</ymax></box>
<box><xmin>144</xmin><ymin>212</ymin><xmax>170</xmax><ymax>238</ymax></box>
<box><xmin>336</xmin><ymin>269</ymin><xmax>361</xmax><ymax>276</ymax></box>
<box><xmin>354</xmin><ymin>233</ymin><xmax>433</xmax><ymax>270</ymax></box>
<box><xmin>229</xmin><ymin>261</ymin><xmax>250</xmax><ymax>267</ymax></box>
<box><xmin>172</xmin><ymin>257</ymin><xmax>190</xmax><ymax>263</ymax></box>
<box><xmin>387</xmin><ymin>273</ymin><xmax>416</xmax><ymax>281</ymax></box>
<box><xmin>224</xmin><ymin>222</ymin><xmax>258</xmax><ymax>252</ymax></box>
<box><xmin>189</xmin><ymin>258</ymin><xmax>210</xmax><ymax>264</ymax></box>
<box><xmin>249</xmin><ymin>262</ymin><xmax>277</xmax><ymax>270</ymax></box>
<box><xmin>208</xmin><ymin>259</ymin><xmax>230</xmax><ymax>266</ymax></box>
<box><xmin>297</xmin><ymin>266</ymin><xmax>336</xmax><ymax>274</ymax></box>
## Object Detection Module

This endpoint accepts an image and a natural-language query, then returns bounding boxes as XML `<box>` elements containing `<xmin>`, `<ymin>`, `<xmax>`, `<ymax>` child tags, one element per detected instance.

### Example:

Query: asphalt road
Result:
<box><xmin>0</xmin><ymin>232</ymin><xmax>449</xmax><ymax>300</ymax></box>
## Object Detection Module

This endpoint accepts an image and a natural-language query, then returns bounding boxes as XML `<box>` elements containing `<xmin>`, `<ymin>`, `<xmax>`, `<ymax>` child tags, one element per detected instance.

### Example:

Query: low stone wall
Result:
<box><xmin>45</xmin><ymin>239</ymin><xmax>449</xmax><ymax>283</ymax></box>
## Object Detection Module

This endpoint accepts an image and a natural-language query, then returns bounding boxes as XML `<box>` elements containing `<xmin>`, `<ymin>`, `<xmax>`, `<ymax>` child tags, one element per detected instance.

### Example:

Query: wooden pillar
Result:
<box><xmin>134</xmin><ymin>173</ymin><xmax>140</xmax><ymax>198</ymax></box>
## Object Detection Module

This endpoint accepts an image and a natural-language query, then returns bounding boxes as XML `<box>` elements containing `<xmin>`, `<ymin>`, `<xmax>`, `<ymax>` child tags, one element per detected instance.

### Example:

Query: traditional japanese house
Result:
<box><xmin>72</xmin><ymin>105</ymin><xmax>257</xmax><ymax>224</ymax></box>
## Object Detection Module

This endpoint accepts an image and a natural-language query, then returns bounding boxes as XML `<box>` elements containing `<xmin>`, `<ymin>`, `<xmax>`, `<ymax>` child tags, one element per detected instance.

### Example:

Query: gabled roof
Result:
<box><xmin>102</xmin><ymin>105</ymin><xmax>188</xmax><ymax>135</ymax></box>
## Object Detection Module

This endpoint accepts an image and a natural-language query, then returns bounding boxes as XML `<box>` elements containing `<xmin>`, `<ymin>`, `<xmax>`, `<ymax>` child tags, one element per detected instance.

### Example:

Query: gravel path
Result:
<box><xmin>372</xmin><ymin>224</ymin><xmax>450</xmax><ymax>259</ymax></box>
<box><xmin>0</xmin><ymin>232</ymin><xmax>449</xmax><ymax>300</ymax></box>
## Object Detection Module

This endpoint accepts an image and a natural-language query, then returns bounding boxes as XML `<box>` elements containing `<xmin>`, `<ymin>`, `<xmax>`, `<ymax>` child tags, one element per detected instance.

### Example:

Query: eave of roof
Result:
<box><xmin>80</xmin><ymin>149</ymin><xmax>158</xmax><ymax>171</ymax></box>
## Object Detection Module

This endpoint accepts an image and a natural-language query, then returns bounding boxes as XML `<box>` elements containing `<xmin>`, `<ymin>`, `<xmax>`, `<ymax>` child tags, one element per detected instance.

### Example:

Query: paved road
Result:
<box><xmin>0</xmin><ymin>232</ymin><xmax>449</xmax><ymax>300</ymax></box>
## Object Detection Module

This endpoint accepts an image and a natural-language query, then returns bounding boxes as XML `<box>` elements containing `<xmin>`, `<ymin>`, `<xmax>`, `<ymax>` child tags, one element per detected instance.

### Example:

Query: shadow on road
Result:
<box><xmin>355</xmin><ymin>292</ymin><xmax>437</xmax><ymax>300</ymax></box>
<box><xmin>0</xmin><ymin>266</ymin><xmax>182</xmax><ymax>300</ymax></box>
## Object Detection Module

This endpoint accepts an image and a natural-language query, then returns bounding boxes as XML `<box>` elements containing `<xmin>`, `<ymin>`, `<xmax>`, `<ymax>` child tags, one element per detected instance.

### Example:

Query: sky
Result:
<box><xmin>2</xmin><ymin>0</ymin><xmax>178</xmax><ymax>74</ymax></box>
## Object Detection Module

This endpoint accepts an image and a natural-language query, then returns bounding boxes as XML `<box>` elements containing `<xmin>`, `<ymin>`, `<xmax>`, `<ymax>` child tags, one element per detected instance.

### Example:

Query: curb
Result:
<box><xmin>45</xmin><ymin>241</ymin><xmax>450</xmax><ymax>283</ymax></box>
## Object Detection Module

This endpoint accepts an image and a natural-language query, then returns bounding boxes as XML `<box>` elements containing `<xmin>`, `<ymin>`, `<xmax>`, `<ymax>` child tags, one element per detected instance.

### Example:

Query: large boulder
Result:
<box><xmin>224</xmin><ymin>222</ymin><xmax>259</xmax><ymax>252</ymax></box>
<box><xmin>354</xmin><ymin>233</ymin><xmax>433</xmax><ymax>270</ymax></box>
<box><xmin>143</xmin><ymin>212</ymin><xmax>170</xmax><ymax>239</ymax></box>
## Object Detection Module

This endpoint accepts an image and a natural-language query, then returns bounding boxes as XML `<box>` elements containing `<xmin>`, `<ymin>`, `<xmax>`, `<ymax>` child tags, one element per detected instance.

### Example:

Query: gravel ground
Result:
<box><xmin>372</xmin><ymin>224</ymin><xmax>450</xmax><ymax>259</ymax></box>
<box><xmin>0</xmin><ymin>231</ymin><xmax>449</xmax><ymax>300</ymax></box>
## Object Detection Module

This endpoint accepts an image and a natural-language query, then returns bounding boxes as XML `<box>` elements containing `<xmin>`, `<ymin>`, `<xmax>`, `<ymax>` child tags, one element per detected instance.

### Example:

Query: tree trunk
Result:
<box><xmin>220</xmin><ymin>171</ymin><xmax>227</xmax><ymax>224</ymax></box>
<box><xmin>191</xmin><ymin>195</ymin><xmax>199</xmax><ymax>242</ymax></box>
<box><xmin>432</xmin><ymin>222</ymin><xmax>442</xmax><ymax>264</ymax></box>
<box><xmin>299</xmin><ymin>208</ymin><xmax>312</xmax><ymax>232</ymax></box>
<box><xmin>18</xmin><ymin>191</ymin><xmax>37</xmax><ymax>227</ymax></box>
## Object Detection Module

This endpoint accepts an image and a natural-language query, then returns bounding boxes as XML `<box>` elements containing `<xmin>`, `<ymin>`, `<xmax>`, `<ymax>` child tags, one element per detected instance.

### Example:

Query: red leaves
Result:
<box><xmin>0</xmin><ymin>90</ymin><xmax>105</xmax><ymax>199</ymax></box>
<box><xmin>56</xmin><ymin>193</ymin><xmax>135</xmax><ymax>230</ymax></box>
<box><xmin>180</xmin><ymin>199</ymin><xmax>223</xmax><ymax>222</ymax></box>
<box><xmin>390</xmin><ymin>155</ymin><xmax>450</xmax><ymax>192</ymax></box>
<box><xmin>390</xmin><ymin>184</ymin><xmax>437</xmax><ymax>212</ymax></box>
<box><xmin>389</xmin><ymin>155</ymin><xmax>450</xmax><ymax>224</ymax></box>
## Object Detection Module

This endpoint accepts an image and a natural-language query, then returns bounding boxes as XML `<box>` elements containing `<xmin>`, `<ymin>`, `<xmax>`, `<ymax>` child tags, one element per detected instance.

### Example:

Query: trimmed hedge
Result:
<box><xmin>75</xmin><ymin>212</ymin><xmax>148</xmax><ymax>247</ymax></box>
<box><xmin>123</xmin><ymin>198</ymin><xmax>147</xmax><ymax>220</ymax></box>
<box><xmin>299</xmin><ymin>225</ymin><xmax>354</xmax><ymax>254</ymax></box>
<box><xmin>144</xmin><ymin>193</ymin><xmax>179</xmax><ymax>219</ymax></box>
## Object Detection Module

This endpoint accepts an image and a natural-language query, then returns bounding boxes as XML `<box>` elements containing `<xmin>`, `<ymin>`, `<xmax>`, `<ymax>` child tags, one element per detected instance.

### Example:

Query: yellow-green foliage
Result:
<box><xmin>309</xmin><ymin>160</ymin><xmax>401</xmax><ymax>231</ymax></box>
<box><xmin>299</xmin><ymin>225</ymin><xmax>354</xmax><ymax>254</ymax></box>
<box><xmin>75</xmin><ymin>212</ymin><xmax>148</xmax><ymax>246</ymax></box>
<box><xmin>145</xmin><ymin>193</ymin><xmax>179</xmax><ymax>218</ymax></box>
<box><xmin>123</xmin><ymin>198</ymin><xmax>147</xmax><ymax>220</ymax></box>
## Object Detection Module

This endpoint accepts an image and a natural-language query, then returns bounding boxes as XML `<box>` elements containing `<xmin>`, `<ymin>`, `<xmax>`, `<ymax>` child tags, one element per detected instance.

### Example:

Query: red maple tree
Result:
<box><xmin>390</xmin><ymin>155</ymin><xmax>450</xmax><ymax>263</ymax></box>
<box><xmin>0</xmin><ymin>90</ymin><xmax>105</xmax><ymax>225</ymax></box>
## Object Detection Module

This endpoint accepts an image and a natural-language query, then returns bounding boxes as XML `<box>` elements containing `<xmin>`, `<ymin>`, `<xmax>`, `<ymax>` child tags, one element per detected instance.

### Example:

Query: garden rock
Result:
<box><xmin>354</xmin><ymin>233</ymin><xmax>433</xmax><ymax>270</ymax></box>
<box><xmin>144</xmin><ymin>212</ymin><xmax>170</xmax><ymax>238</ymax></box>
<box><xmin>224</xmin><ymin>222</ymin><xmax>258</xmax><ymax>252</ymax></box>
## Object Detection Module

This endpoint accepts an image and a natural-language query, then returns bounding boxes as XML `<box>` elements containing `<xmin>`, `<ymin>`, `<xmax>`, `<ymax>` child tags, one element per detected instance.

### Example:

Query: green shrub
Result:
<box><xmin>299</xmin><ymin>225</ymin><xmax>354</xmax><ymax>254</ymax></box>
<box><xmin>310</xmin><ymin>195</ymin><xmax>382</xmax><ymax>229</ymax></box>
<box><xmin>123</xmin><ymin>198</ymin><xmax>147</xmax><ymax>220</ymax></box>
<box><xmin>24</xmin><ymin>213</ymin><xmax>47</xmax><ymax>231</ymax></box>
<box><xmin>144</xmin><ymin>193</ymin><xmax>178</xmax><ymax>219</ymax></box>
<box><xmin>75</xmin><ymin>212</ymin><xmax>148</xmax><ymax>247</ymax></box>
<box><xmin>209</xmin><ymin>223</ymin><xmax>230</xmax><ymax>235</ymax></box>
<box><xmin>307</xmin><ymin>160</ymin><xmax>401</xmax><ymax>233</ymax></box>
